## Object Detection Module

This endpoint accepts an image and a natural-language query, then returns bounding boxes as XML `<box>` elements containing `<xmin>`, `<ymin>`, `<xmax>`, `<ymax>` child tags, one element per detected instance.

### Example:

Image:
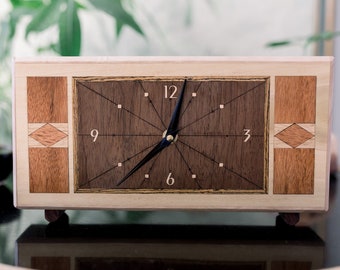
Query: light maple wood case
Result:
<box><xmin>13</xmin><ymin>57</ymin><xmax>333</xmax><ymax>212</ymax></box>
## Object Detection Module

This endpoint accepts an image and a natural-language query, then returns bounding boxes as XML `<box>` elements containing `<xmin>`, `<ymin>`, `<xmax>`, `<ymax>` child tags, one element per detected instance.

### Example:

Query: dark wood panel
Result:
<box><xmin>74</xmin><ymin>78</ymin><xmax>268</xmax><ymax>193</ymax></box>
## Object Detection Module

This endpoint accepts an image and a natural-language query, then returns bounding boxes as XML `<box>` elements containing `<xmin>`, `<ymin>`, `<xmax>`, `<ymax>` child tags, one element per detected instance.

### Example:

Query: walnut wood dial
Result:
<box><xmin>74</xmin><ymin>77</ymin><xmax>269</xmax><ymax>193</ymax></box>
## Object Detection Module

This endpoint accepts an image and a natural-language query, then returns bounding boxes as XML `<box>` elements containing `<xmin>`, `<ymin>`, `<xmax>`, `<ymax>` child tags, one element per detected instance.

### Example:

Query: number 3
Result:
<box><xmin>244</xmin><ymin>129</ymin><xmax>251</xmax><ymax>142</ymax></box>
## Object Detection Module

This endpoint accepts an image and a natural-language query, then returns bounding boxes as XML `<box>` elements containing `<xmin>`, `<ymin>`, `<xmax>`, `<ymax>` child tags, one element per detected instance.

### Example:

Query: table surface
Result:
<box><xmin>1</xmin><ymin>173</ymin><xmax>340</xmax><ymax>270</ymax></box>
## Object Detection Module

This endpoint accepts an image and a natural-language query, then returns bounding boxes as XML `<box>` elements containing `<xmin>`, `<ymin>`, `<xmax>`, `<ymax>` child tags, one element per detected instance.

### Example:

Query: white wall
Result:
<box><xmin>8</xmin><ymin>0</ymin><xmax>318</xmax><ymax>57</ymax></box>
<box><xmin>80</xmin><ymin>0</ymin><xmax>318</xmax><ymax>57</ymax></box>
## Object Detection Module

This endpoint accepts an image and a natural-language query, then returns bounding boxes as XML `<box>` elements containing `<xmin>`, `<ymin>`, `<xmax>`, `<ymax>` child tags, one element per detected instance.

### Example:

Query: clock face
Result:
<box><xmin>74</xmin><ymin>77</ymin><xmax>269</xmax><ymax>193</ymax></box>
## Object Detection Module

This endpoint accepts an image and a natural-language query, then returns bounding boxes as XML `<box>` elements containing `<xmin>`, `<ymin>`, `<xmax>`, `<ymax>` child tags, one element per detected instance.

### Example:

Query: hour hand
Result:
<box><xmin>116</xmin><ymin>138</ymin><xmax>171</xmax><ymax>186</ymax></box>
<box><xmin>165</xmin><ymin>79</ymin><xmax>187</xmax><ymax>136</ymax></box>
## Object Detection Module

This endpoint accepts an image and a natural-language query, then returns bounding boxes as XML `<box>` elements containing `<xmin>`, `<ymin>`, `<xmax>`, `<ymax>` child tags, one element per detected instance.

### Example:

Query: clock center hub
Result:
<box><xmin>162</xmin><ymin>130</ymin><xmax>178</xmax><ymax>143</ymax></box>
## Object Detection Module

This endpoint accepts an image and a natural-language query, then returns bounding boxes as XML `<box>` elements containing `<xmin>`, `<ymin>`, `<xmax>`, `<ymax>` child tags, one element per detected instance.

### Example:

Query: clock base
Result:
<box><xmin>44</xmin><ymin>209</ymin><xmax>300</xmax><ymax>226</ymax></box>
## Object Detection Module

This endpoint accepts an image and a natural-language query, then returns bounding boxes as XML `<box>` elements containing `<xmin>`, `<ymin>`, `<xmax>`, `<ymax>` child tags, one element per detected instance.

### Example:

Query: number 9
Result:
<box><xmin>90</xmin><ymin>129</ymin><xmax>99</xmax><ymax>142</ymax></box>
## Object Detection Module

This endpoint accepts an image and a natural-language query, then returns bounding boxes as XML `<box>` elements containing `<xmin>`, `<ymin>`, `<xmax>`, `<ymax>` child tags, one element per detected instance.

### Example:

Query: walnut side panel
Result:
<box><xmin>29</xmin><ymin>148</ymin><xmax>69</xmax><ymax>193</ymax></box>
<box><xmin>27</xmin><ymin>76</ymin><xmax>69</xmax><ymax>193</ymax></box>
<box><xmin>274</xmin><ymin>76</ymin><xmax>316</xmax><ymax>194</ymax></box>
<box><xmin>273</xmin><ymin>149</ymin><xmax>314</xmax><ymax>194</ymax></box>
<box><xmin>274</xmin><ymin>76</ymin><xmax>316</xmax><ymax>123</ymax></box>
<box><xmin>27</xmin><ymin>77</ymin><xmax>68</xmax><ymax>122</ymax></box>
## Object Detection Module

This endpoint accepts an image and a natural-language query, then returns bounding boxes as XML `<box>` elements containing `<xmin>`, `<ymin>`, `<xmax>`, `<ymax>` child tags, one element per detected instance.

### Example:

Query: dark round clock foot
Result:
<box><xmin>45</xmin><ymin>209</ymin><xmax>66</xmax><ymax>223</ymax></box>
<box><xmin>45</xmin><ymin>210</ymin><xmax>69</xmax><ymax>237</ymax></box>
<box><xmin>276</xmin><ymin>212</ymin><xmax>300</xmax><ymax>227</ymax></box>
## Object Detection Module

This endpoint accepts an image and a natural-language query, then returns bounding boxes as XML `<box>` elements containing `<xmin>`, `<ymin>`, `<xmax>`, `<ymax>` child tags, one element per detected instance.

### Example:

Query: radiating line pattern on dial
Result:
<box><xmin>74</xmin><ymin>78</ymin><xmax>268</xmax><ymax>193</ymax></box>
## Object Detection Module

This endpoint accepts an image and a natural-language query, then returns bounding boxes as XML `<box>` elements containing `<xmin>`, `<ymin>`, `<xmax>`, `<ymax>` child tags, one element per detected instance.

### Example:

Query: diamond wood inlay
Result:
<box><xmin>275</xmin><ymin>123</ymin><xmax>314</xmax><ymax>148</ymax></box>
<box><xmin>29</xmin><ymin>123</ymin><xmax>67</xmax><ymax>147</ymax></box>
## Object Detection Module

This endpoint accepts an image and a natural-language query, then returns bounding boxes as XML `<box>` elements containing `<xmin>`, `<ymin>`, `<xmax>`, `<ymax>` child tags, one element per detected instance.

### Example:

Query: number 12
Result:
<box><xmin>164</xmin><ymin>85</ymin><xmax>177</xmax><ymax>99</ymax></box>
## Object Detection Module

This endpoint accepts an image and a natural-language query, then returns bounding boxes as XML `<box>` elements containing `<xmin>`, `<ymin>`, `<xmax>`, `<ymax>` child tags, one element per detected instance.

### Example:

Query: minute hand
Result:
<box><xmin>116</xmin><ymin>80</ymin><xmax>187</xmax><ymax>187</ymax></box>
<box><xmin>165</xmin><ymin>79</ymin><xmax>187</xmax><ymax>136</ymax></box>
<box><xmin>116</xmin><ymin>138</ymin><xmax>171</xmax><ymax>186</ymax></box>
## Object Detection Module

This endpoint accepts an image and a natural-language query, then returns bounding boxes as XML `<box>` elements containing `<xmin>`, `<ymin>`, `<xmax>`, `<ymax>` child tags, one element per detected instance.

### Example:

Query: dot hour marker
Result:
<box><xmin>145</xmin><ymin>174</ymin><xmax>149</xmax><ymax>179</ymax></box>
<box><xmin>117</xmin><ymin>104</ymin><xmax>122</xmax><ymax>109</ymax></box>
<box><xmin>192</xmin><ymin>92</ymin><xmax>197</xmax><ymax>97</ymax></box>
<box><xmin>144</xmin><ymin>92</ymin><xmax>149</xmax><ymax>97</ymax></box>
<box><xmin>219</xmin><ymin>104</ymin><xmax>224</xmax><ymax>109</ymax></box>
<box><xmin>117</xmin><ymin>162</ymin><xmax>122</xmax><ymax>167</ymax></box>
<box><xmin>219</xmin><ymin>163</ymin><xmax>224</xmax><ymax>167</ymax></box>
<box><xmin>192</xmin><ymin>174</ymin><xmax>196</xmax><ymax>179</ymax></box>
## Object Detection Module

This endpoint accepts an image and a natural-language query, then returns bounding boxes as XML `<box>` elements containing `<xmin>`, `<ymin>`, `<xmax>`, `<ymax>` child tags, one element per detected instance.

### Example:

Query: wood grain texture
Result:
<box><xmin>12</xmin><ymin>57</ymin><xmax>332</xmax><ymax>211</ymax></box>
<box><xmin>27</xmin><ymin>77</ymin><xmax>69</xmax><ymax>193</ymax></box>
<box><xmin>275</xmin><ymin>123</ymin><xmax>314</xmax><ymax>148</ymax></box>
<box><xmin>27</xmin><ymin>77</ymin><xmax>68</xmax><ymax>123</ymax></box>
<box><xmin>273</xmin><ymin>149</ymin><xmax>314</xmax><ymax>194</ymax></box>
<box><xmin>29</xmin><ymin>123</ymin><xmax>67</xmax><ymax>147</ymax></box>
<box><xmin>274</xmin><ymin>76</ymin><xmax>316</xmax><ymax>123</ymax></box>
<box><xmin>29</xmin><ymin>148</ymin><xmax>69</xmax><ymax>193</ymax></box>
<box><xmin>274</xmin><ymin>76</ymin><xmax>317</xmax><ymax>194</ymax></box>
<box><xmin>28</xmin><ymin>123</ymin><xmax>68</xmax><ymax>148</ymax></box>
<box><xmin>74</xmin><ymin>78</ymin><xmax>268</xmax><ymax>193</ymax></box>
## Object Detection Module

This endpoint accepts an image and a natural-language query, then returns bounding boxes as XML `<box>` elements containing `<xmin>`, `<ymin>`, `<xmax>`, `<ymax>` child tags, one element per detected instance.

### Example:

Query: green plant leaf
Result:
<box><xmin>58</xmin><ymin>0</ymin><xmax>81</xmax><ymax>56</ymax></box>
<box><xmin>116</xmin><ymin>20</ymin><xmax>123</xmax><ymax>36</ymax></box>
<box><xmin>266</xmin><ymin>40</ymin><xmax>292</xmax><ymax>47</ymax></box>
<box><xmin>10</xmin><ymin>0</ymin><xmax>43</xmax><ymax>8</ymax></box>
<box><xmin>25</xmin><ymin>0</ymin><xmax>65</xmax><ymax>38</ymax></box>
<box><xmin>89</xmin><ymin>0</ymin><xmax>143</xmax><ymax>36</ymax></box>
<box><xmin>8</xmin><ymin>5</ymin><xmax>40</xmax><ymax>40</ymax></box>
<box><xmin>305</xmin><ymin>31</ymin><xmax>340</xmax><ymax>47</ymax></box>
<box><xmin>37</xmin><ymin>42</ymin><xmax>58</xmax><ymax>53</ymax></box>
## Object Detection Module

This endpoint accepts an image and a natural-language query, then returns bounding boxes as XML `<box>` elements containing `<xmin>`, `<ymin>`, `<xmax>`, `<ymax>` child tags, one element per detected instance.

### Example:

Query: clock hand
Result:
<box><xmin>116</xmin><ymin>137</ymin><xmax>172</xmax><ymax>186</ymax></box>
<box><xmin>116</xmin><ymin>80</ymin><xmax>187</xmax><ymax>186</ymax></box>
<box><xmin>165</xmin><ymin>79</ymin><xmax>187</xmax><ymax>136</ymax></box>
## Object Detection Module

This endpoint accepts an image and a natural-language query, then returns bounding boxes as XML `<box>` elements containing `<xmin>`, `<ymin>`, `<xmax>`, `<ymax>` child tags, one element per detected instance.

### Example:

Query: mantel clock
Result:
<box><xmin>13</xmin><ymin>57</ymin><xmax>333</xmax><ymax>212</ymax></box>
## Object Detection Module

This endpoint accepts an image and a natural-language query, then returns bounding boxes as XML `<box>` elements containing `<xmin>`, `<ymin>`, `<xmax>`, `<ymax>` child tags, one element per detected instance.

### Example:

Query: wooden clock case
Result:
<box><xmin>12</xmin><ymin>57</ymin><xmax>333</xmax><ymax>212</ymax></box>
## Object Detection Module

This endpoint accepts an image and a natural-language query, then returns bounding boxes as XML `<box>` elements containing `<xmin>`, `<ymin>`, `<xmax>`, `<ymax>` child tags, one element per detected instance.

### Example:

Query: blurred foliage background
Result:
<box><xmin>0</xmin><ymin>0</ymin><xmax>145</xmax><ymax>148</ymax></box>
<box><xmin>0</xmin><ymin>0</ymin><xmax>334</xmax><ymax>148</ymax></box>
